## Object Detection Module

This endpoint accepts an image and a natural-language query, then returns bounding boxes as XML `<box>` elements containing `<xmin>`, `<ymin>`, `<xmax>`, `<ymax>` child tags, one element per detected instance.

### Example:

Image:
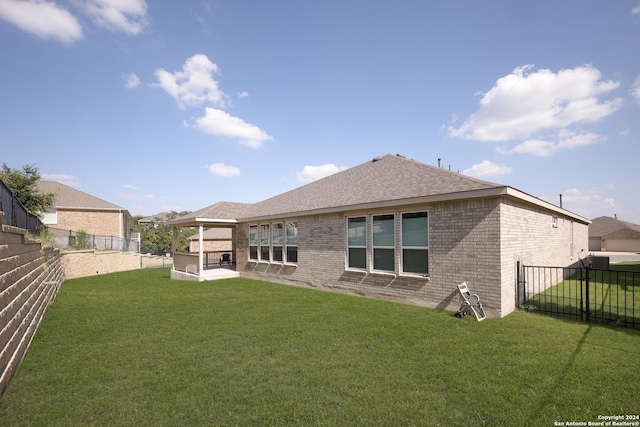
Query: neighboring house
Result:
<box><xmin>589</xmin><ymin>216</ymin><xmax>640</xmax><ymax>252</ymax></box>
<box><xmin>138</xmin><ymin>212</ymin><xmax>170</xmax><ymax>227</ymax></box>
<box><xmin>36</xmin><ymin>180</ymin><xmax>131</xmax><ymax>240</ymax></box>
<box><xmin>188</xmin><ymin>228</ymin><xmax>233</xmax><ymax>253</ymax></box>
<box><xmin>169</xmin><ymin>154</ymin><xmax>590</xmax><ymax>317</ymax></box>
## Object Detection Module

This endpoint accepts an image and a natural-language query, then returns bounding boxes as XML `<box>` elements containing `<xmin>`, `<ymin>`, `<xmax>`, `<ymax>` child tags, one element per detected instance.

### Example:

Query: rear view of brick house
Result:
<box><xmin>170</xmin><ymin>154</ymin><xmax>589</xmax><ymax>317</ymax></box>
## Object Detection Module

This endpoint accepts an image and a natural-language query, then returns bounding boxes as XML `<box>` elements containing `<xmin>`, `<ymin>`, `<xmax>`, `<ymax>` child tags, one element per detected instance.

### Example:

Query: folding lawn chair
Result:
<box><xmin>454</xmin><ymin>282</ymin><xmax>487</xmax><ymax>322</ymax></box>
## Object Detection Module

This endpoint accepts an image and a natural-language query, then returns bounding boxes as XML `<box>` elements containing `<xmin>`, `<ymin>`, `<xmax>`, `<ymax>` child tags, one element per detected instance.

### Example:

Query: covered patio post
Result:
<box><xmin>198</xmin><ymin>224</ymin><xmax>204</xmax><ymax>277</ymax></box>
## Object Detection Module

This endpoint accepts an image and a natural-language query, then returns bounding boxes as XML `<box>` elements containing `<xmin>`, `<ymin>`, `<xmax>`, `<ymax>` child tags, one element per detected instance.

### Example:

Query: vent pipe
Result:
<box><xmin>559</xmin><ymin>194</ymin><xmax>563</xmax><ymax>208</ymax></box>
<box><xmin>437</xmin><ymin>158</ymin><xmax>441</xmax><ymax>168</ymax></box>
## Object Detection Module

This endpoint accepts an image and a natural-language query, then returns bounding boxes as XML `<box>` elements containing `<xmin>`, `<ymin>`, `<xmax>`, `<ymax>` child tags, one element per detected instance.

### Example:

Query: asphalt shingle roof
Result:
<box><xmin>171</xmin><ymin>201</ymin><xmax>253</xmax><ymax>224</ymax></box>
<box><xmin>170</xmin><ymin>154</ymin><xmax>587</xmax><ymax>226</ymax></box>
<box><xmin>36</xmin><ymin>180</ymin><xmax>125</xmax><ymax>210</ymax></box>
<box><xmin>244</xmin><ymin>154</ymin><xmax>504</xmax><ymax>218</ymax></box>
<box><xmin>589</xmin><ymin>216</ymin><xmax>640</xmax><ymax>238</ymax></box>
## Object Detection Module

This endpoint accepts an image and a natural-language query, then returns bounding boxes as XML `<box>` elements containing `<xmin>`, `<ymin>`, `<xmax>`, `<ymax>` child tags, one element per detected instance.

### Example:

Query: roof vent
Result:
<box><xmin>372</xmin><ymin>156</ymin><xmax>383</xmax><ymax>162</ymax></box>
<box><xmin>396</xmin><ymin>153</ymin><xmax>406</xmax><ymax>158</ymax></box>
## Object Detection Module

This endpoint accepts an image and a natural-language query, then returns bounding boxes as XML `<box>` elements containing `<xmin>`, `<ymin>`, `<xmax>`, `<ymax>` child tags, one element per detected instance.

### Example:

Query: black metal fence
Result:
<box><xmin>48</xmin><ymin>227</ymin><xmax>141</xmax><ymax>253</ymax></box>
<box><xmin>0</xmin><ymin>179</ymin><xmax>43</xmax><ymax>234</ymax></box>
<box><xmin>517</xmin><ymin>261</ymin><xmax>640</xmax><ymax>329</ymax></box>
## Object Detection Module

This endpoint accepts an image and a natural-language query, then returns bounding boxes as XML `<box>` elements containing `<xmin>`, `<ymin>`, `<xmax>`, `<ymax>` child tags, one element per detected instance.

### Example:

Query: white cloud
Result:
<box><xmin>122</xmin><ymin>72</ymin><xmax>140</xmax><ymax>89</ymax></box>
<box><xmin>207</xmin><ymin>163</ymin><xmax>241</xmax><ymax>177</ymax></box>
<box><xmin>123</xmin><ymin>184</ymin><xmax>138</xmax><ymax>190</ymax></box>
<box><xmin>632</xmin><ymin>4</ymin><xmax>640</xmax><ymax>14</ymax></box>
<box><xmin>194</xmin><ymin>107</ymin><xmax>273</xmax><ymax>148</ymax></box>
<box><xmin>41</xmin><ymin>173</ymin><xmax>82</xmax><ymax>187</ymax></box>
<box><xmin>77</xmin><ymin>0</ymin><xmax>148</xmax><ymax>35</ymax></box>
<box><xmin>631</xmin><ymin>76</ymin><xmax>640</xmax><ymax>104</ymax></box>
<box><xmin>449</xmin><ymin>65</ymin><xmax>623</xmax><ymax>142</ymax></box>
<box><xmin>237</xmin><ymin>91</ymin><xmax>249</xmax><ymax>99</ymax></box>
<box><xmin>297</xmin><ymin>164</ymin><xmax>347</xmax><ymax>183</ymax></box>
<box><xmin>154</xmin><ymin>54</ymin><xmax>229</xmax><ymax>110</ymax></box>
<box><xmin>0</xmin><ymin>0</ymin><xmax>83</xmax><ymax>44</ymax></box>
<box><xmin>462</xmin><ymin>160</ymin><xmax>512</xmax><ymax>178</ymax></box>
<box><xmin>549</xmin><ymin>187</ymin><xmax>615</xmax><ymax>219</ymax></box>
<box><xmin>499</xmin><ymin>130</ymin><xmax>602</xmax><ymax>157</ymax></box>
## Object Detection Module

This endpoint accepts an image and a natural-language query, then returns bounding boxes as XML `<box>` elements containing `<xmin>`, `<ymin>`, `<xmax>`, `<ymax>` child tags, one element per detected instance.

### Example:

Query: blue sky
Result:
<box><xmin>1</xmin><ymin>1</ymin><xmax>639</xmax><ymax>224</ymax></box>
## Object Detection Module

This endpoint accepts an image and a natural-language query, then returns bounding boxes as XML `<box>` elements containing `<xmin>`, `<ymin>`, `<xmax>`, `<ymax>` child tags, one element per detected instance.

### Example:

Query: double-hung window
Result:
<box><xmin>249</xmin><ymin>225</ymin><xmax>258</xmax><ymax>260</ymax></box>
<box><xmin>285</xmin><ymin>221</ymin><xmax>298</xmax><ymax>263</ymax></box>
<box><xmin>372</xmin><ymin>214</ymin><xmax>395</xmax><ymax>272</ymax></box>
<box><xmin>401</xmin><ymin>212</ymin><xmax>429</xmax><ymax>274</ymax></box>
<box><xmin>272</xmin><ymin>223</ymin><xmax>284</xmax><ymax>262</ymax></box>
<box><xmin>347</xmin><ymin>216</ymin><xmax>367</xmax><ymax>269</ymax></box>
<box><xmin>260</xmin><ymin>224</ymin><xmax>270</xmax><ymax>261</ymax></box>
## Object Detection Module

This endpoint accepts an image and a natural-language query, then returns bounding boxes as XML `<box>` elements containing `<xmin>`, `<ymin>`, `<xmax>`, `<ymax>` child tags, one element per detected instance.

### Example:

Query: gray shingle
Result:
<box><xmin>36</xmin><ymin>180</ymin><xmax>125</xmax><ymax>210</ymax></box>
<box><xmin>589</xmin><ymin>216</ymin><xmax>640</xmax><ymax>238</ymax></box>
<box><xmin>245</xmin><ymin>154</ymin><xmax>503</xmax><ymax>218</ymax></box>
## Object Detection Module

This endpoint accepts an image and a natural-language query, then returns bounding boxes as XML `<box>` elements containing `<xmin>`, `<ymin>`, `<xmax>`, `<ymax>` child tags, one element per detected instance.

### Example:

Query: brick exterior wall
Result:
<box><xmin>235</xmin><ymin>196</ymin><xmax>589</xmax><ymax>318</ymax></box>
<box><xmin>189</xmin><ymin>240</ymin><xmax>232</xmax><ymax>253</ymax></box>
<box><xmin>0</xmin><ymin>213</ymin><xmax>64</xmax><ymax>397</ymax></box>
<box><xmin>499</xmin><ymin>198</ymin><xmax>589</xmax><ymax>314</ymax></box>
<box><xmin>51</xmin><ymin>209</ymin><xmax>128</xmax><ymax>238</ymax></box>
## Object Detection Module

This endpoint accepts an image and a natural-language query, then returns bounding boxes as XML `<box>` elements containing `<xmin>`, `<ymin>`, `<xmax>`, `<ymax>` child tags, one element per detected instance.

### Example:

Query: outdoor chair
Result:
<box><xmin>454</xmin><ymin>282</ymin><xmax>486</xmax><ymax>321</ymax></box>
<box><xmin>220</xmin><ymin>253</ymin><xmax>232</xmax><ymax>265</ymax></box>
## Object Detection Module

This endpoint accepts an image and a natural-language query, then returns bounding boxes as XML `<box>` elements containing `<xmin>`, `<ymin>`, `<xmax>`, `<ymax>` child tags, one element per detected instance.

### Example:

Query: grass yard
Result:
<box><xmin>526</xmin><ymin>263</ymin><xmax>640</xmax><ymax>328</ymax></box>
<box><xmin>1</xmin><ymin>269</ymin><xmax>639</xmax><ymax>426</ymax></box>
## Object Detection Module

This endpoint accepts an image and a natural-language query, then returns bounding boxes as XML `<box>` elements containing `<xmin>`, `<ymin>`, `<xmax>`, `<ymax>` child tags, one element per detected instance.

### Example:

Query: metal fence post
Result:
<box><xmin>585</xmin><ymin>265</ymin><xmax>591</xmax><ymax>322</ymax></box>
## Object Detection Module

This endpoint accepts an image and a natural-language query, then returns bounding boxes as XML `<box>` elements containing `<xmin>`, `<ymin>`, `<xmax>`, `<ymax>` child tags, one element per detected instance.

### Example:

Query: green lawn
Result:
<box><xmin>526</xmin><ymin>263</ymin><xmax>640</xmax><ymax>327</ymax></box>
<box><xmin>1</xmin><ymin>269</ymin><xmax>639</xmax><ymax>426</ymax></box>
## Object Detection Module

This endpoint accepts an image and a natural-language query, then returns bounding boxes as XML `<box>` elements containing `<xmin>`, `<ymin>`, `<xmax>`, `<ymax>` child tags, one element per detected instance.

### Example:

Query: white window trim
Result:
<box><xmin>272</xmin><ymin>222</ymin><xmax>284</xmax><ymax>264</ymax></box>
<box><xmin>284</xmin><ymin>221</ymin><xmax>298</xmax><ymax>266</ymax></box>
<box><xmin>250</xmin><ymin>221</ymin><xmax>299</xmax><ymax>266</ymax></box>
<box><xmin>371</xmin><ymin>213</ymin><xmax>396</xmax><ymax>273</ymax></box>
<box><xmin>346</xmin><ymin>216</ymin><xmax>367</xmax><ymax>271</ymax></box>
<box><xmin>248</xmin><ymin>224</ymin><xmax>258</xmax><ymax>261</ymax></box>
<box><xmin>259</xmin><ymin>224</ymin><xmax>271</xmax><ymax>263</ymax></box>
<box><xmin>400</xmin><ymin>210</ymin><xmax>430</xmax><ymax>277</ymax></box>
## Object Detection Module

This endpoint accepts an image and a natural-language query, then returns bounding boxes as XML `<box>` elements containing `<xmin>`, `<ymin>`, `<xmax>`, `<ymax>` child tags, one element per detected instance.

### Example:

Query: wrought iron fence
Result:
<box><xmin>517</xmin><ymin>261</ymin><xmax>640</xmax><ymax>329</ymax></box>
<box><xmin>48</xmin><ymin>227</ymin><xmax>141</xmax><ymax>253</ymax></box>
<box><xmin>0</xmin><ymin>178</ymin><xmax>43</xmax><ymax>234</ymax></box>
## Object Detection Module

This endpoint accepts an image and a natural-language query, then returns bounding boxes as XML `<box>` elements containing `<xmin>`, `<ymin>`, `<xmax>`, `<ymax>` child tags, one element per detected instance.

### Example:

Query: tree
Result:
<box><xmin>0</xmin><ymin>163</ymin><xmax>54</xmax><ymax>214</ymax></box>
<box><xmin>130</xmin><ymin>211</ymin><xmax>194</xmax><ymax>255</ymax></box>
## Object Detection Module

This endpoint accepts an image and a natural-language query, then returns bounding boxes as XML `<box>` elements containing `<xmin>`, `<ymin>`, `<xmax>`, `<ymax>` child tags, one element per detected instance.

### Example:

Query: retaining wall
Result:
<box><xmin>62</xmin><ymin>250</ymin><xmax>171</xmax><ymax>279</ymax></box>
<box><xmin>0</xmin><ymin>212</ymin><xmax>64</xmax><ymax>397</ymax></box>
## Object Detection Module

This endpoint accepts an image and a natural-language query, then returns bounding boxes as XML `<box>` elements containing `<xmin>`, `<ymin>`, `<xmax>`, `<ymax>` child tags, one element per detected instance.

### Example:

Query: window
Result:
<box><xmin>372</xmin><ymin>214</ymin><xmax>395</xmax><ymax>272</ymax></box>
<box><xmin>286</xmin><ymin>221</ymin><xmax>298</xmax><ymax>263</ymax></box>
<box><xmin>347</xmin><ymin>216</ymin><xmax>366</xmax><ymax>269</ymax></box>
<box><xmin>260</xmin><ymin>224</ymin><xmax>270</xmax><ymax>261</ymax></box>
<box><xmin>401</xmin><ymin>212</ymin><xmax>429</xmax><ymax>275</ymax></box>
<box><xmin>272</xmin><ymin>223</ymin><xmax>284</xmax><ymax>262</ymax></box>
<box><xmin>42</xmin><ymin>209</ymin><xmax>57</xmax><ymax>225</ymax></box>
<box><xmin>249</xmin><ymin>225</ymin><xmax>258</xmax><ymax>260</ymax></box>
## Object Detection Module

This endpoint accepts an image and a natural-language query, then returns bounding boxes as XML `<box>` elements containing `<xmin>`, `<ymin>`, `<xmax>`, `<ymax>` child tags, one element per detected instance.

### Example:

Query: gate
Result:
<box><xmin>517</xmin><ymin>261</ymin><xmax>640</xmax><ymax>329</ymax></box>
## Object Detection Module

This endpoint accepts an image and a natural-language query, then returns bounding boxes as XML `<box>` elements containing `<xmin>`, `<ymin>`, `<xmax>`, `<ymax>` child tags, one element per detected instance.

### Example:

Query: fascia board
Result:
<box><xmin>168</xmin><ymin>217</ymin><xmax>237</xmax><ymax>227</ymax></box>
<box><xmin>503</xmin><ymin>187</ymin><xmax>591</xmax><ymax>224</ymax></box>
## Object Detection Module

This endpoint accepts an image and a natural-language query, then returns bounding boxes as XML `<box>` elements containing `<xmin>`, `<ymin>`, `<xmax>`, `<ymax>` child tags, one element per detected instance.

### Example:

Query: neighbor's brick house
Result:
<box><xmin>170</xmin><ymin>154</ymin><xmax>589</xmax><ymax>317</ymax></box>
<box><xmin>36</xmin><ymin>180</ymin><xmax>131</xmax><ymax>240</ymax></box>
<box><xmin>188</xmin><ymin>228</ymin><xmax>233</xmax><ymax>253</ymax></box>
